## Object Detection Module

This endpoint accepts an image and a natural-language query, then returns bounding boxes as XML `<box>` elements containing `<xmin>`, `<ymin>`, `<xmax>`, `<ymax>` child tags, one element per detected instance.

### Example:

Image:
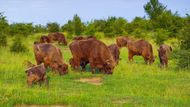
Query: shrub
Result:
<box><xmin>94</xmin><ymin>32</ymin><xmax>105</xmax><ymax>39</ymax></box>
<box><xmin>153</xmin><ymin>28</ymin><xmax>169</xmax><ymax>45</ymax></box>
<box><xmin>10</xmin><ymin>37</ymin><xmax>28</xmax><ymax>53</ymax></box>
<box><xmin>132</xmin><ymin>28</ymin><xmax>146</xmax><ymax>39</ymax></box>
<box><xmin>176</xmin><ymin>50</ymin><xmax>190</xmax><ymax>70</ymax></box>
<box><xmin>175</xmin><ymin>26</ymin><xmax>190</xmax><ymax>70</ymax></box>
<box><xmin>47</xmin><ymin>22</ymin><xmax>60</xmax><ymax>33</ymax></box>
<box><xmin>0</xmin><ymin>34</ymin><xmax>7</xmax><ymax>47</ymax></box>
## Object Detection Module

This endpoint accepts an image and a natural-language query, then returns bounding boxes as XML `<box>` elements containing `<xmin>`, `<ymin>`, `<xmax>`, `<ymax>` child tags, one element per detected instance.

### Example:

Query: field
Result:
<box><xmin>0</xmin><ymin>34</ymin><xmax>190</xmax><ymax>107</ymax></box>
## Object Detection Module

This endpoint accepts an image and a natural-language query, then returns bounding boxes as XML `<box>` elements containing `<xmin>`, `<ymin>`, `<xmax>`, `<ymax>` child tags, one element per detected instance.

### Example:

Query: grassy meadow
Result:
<box><xmin>0</xmin><ymin>34</ymin><xmax>190</xmax><ymax>107</ymax></box>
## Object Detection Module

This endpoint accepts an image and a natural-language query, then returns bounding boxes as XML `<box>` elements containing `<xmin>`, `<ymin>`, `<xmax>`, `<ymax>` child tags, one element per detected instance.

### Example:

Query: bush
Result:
<box><xmin>94</xmin><ymin>32</ymin><xmax>105</xmax><ymax>39</ymax></box>
<box><xmin>0</xmin><ymin>34</ymin><xmax>7</xmax><ymax>47</ymax></box>
<box><xmin>153</xmin><ymin>28</ymin><xmax>169</xmax><ymax>45</ymax></box>
<box><xmin>47</xmin><ymin>22</ymin><xmax>60</xmax><ymax>33</ymax></box>
<box><xmin>9</xmin><ymin>23</ymin><xmax>34</xmax><ymax>36</ymax></box>
<box><xmin>10</xmin><ymin>37</ymin><xmax>28</xmax><ymax>53</ymax></box>
<box><xmin>176</xmin><ymin>50</ymin><xmax>190</xmax><ymax>70</ymax></box>
<box><xmin>132</xmin><ymin>28</ymin><xmax>146</xmax><ymax>38</ymax></box>
<box><xmin>175</xmin><ymin>26</ymin><xmax>190</xmax><ymax>70</ymax></box>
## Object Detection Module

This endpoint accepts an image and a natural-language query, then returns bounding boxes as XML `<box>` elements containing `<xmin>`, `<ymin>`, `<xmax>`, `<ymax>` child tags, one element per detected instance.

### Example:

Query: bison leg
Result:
<box><xmin>128</xmin><ymin>52</ymin><xmax>134</xmax><ymax>62</ymax></box>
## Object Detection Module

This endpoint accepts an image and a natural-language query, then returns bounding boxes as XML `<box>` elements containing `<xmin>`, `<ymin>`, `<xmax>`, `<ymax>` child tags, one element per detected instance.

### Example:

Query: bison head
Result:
<box><xmin>103</xmin><ymin>59</ymin><xmax>116</xmax><ymax>74</ymax></box>
<box><xmin>116</xmin><ymin>37</ymin><xmax>130</xmax><ymax>48</ymax></box>
<box><xmin>57</xmin><ymin>63</ymin><xmax>68</xmax><ymax>75</ymax></box>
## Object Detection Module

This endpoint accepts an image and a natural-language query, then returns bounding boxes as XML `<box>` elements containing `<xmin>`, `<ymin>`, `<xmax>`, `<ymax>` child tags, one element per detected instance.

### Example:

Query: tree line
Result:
<box><xmin>0</xmin><ymin>0</ymin><xmax>189</xmax><ymax>70</ymax></box>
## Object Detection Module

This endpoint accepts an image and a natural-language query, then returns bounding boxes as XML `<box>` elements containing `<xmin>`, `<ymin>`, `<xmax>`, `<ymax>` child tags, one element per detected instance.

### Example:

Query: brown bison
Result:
<box><xmin>40</xmin><ymin>35</ymin><xmax>51</xmax><ymax>43</ymax></box>
<box><xmin>69</xmin><ymin>39</ymin><xmax>115</xmax><ymax>74</ymax></box>
<box><xmin>108</xmin><ymin>44</ymin><xmax>120</xmax><ymax>64</ymax></box>
<box><xmin>73</xmin><ymin>36</ymin><xmax>96</xmax><ymax>41</ymax></box>
<box><xmin>48</xmin><ymin>32</ymin><xmax>67</xmax><ymax>45</ymax></box>
<box><xmin>158</xmin><ymin>44</ymin><xmax>172</xmax><ymax>68</ymax></box>
<box><xmin>25</xmin><ymin>63</ymin><xmax>48</xmax><ymax>87</ymax></box>
<box><xmin>34</xmin><ymin>43</ymin><xmax>68</xmax><ymax>75</ymax></box>
<box><xmin>116</xmin><ymin>36</ymin><xmax>155</xmax><ymax>64</ymax></box>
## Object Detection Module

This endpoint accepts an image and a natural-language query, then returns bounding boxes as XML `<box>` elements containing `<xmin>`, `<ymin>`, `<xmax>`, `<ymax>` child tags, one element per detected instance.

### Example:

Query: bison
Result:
<box><xmin>116</xmin><ymin>36</ymin><xmax>155</xmax><ymax>64</ymax></box>
<box><xmin>34</xmin><ymin>43</ymin><xmax>68</xmax><ymax>75</ymax></box>
<box><xmin>158</xmin><ymin>44</ymin><xmax>172</xmax><ymax>68</ymax></box>
<box><xmin>108</xmin><ymin>44</ymin><xmax>120</xmax><ymax>64</ymax></box>
<box><xmin>25</xmin><ymin>63</ymin><xmax>48</xmax><ymax>87</ymax></box>
<box><xmin>73</xmin><ymin>36</ymin><xmax>96</xmax><ymax>41</ymax></box>
<box><xmin>48</xmin><ymin>32</ymin><xmax>67</xmax><ymax>45</ymax></box>
<box><xmin>40</xmin><ymin>35</ymin><xmax>51</xmax><ymax>43</ymax></box>
<box><xmin>69</xmin><ymin>39</ymin><xmax>116</xmax><ymax>74</ymax></box>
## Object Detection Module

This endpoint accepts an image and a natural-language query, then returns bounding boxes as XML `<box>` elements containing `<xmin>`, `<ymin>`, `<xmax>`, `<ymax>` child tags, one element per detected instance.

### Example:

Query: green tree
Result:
<box><xmin>34</xmin><ymin>24</ymin><xmax>47</xmax><ymax>33</ymax></box>
<box><xmin>73</xmin><ymin>14</ymin><xmax>85</xmax><ymax>35</ymax></box>
<box><xmin>144</xmin><ymin>0</ymin><xmax>166</xmax><ymax>20</ymax></box>
<box><xmin>174</xmin><ymin>15</ymin><xmax>190</xmax><ymax>70</ymax></box>
<box><xmin>47</xmin><ymin>22</ymin><xmax>60</xmax><ymax>33</ymax></box>
<box><xmin>153</xmin><ymin>28</ymin><xmax>169</xmax><ymax>45</ymax></box>
<box><xmin>0</xmin><ymin>12</ymin><xmax>9</xmax><ymax>46</ymax></box>
<box><xmin>0</xmin><ymin>12</ymin><xmax>9</xmax><ymax>34</ymax></box>
<box><xmin>9</xmin><ymin>23</ymin><xmax>34</xmax><ymax>36</ymax></box>
<box><xmin>113</xmin><ymin>17</ymin><xmax>127</xmax><ymax>35</ymax></box>
<box><xmin>61</xmin><ymin>20</ymin><xmax>74</xmax><ymax>36</ymax></box>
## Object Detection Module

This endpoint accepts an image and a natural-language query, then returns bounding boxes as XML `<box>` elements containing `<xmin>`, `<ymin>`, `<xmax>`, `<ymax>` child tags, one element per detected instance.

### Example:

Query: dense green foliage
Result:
<box><xmin>10</xmin><ymin>37</ymin><xmax>28</xmax><ymax>53</ymax></box>
<box><xmin>9</xmin><ymin>23</ymin><xmax>34</xmax><ymax>36</ymax></box>
<box><xmin>47</xmin><ymin>22</ymin><xmax>60</xmax><ymax>33</ymax></box>
<box><xmin>0</xmin><ymin>34</ymin><xmax>7</xmax><ymax>47</ymax></box>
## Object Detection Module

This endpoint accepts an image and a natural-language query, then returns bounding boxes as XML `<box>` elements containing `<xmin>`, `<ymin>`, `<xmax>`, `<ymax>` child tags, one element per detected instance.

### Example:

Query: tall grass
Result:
<box><xmin>0</xmin><ymin>34</ymin><xmax>189</xmax><ymax>107</ymax></box>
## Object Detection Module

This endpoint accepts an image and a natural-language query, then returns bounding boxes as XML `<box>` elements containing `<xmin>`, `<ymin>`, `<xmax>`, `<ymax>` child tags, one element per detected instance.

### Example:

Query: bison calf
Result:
<box><xmin>158</xmin><ymin>44</ymin><xmax>172</xmax><ymax>68</ymax></box>
<box><xmin>25</xmin><ymin>63</ymin><xmax>48</xmax><ymax>87</ymax></box>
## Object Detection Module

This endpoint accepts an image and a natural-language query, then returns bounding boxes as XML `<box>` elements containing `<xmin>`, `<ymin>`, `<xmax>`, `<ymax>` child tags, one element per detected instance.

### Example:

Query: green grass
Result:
<box><xmin>0</xmin><ymin>34</ymin><xmax>190</xmax><ymax>107</ymax></box>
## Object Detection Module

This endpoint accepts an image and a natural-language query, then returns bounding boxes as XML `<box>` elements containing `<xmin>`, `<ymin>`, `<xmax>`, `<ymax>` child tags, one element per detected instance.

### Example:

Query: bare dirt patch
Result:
<box><xmin>75</xmin><ymin>77</ymin><xmax>102</xmax><ymax>85</ymax></box>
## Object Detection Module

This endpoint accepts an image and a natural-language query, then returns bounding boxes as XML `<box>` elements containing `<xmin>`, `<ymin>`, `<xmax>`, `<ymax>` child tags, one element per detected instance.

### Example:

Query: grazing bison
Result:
<box><xmin>69</xmin><ymin>39</ymin><xmax>115</xmax><ymax>74</ymax></box>
<box><xmin>116</xmin><ymin>36</ymin><xmax>129</xmax><ymax>48</ymax></box>
<box><xmin>73</xmin><ymin>36</ymin><xmax>96</xmax><ymax>41</ymax></box>
<box><xmin>25</xmin><ymin>63</ymin><xmax>48</xmax><ymax>87</ymax></box>
<box><xmin>48</xmin><ymin>32</ymin><xmax>67</xmax><ymax>45</ymax></box>
<box><xmin>116</xmin><ymin>36</ymin><xmax>155</xmax><ymax>64</ymax></box>
<box><xmin>40</xmin><ymin>35</ymin><xmax>51</xmax><ymax>43</ymax></box>
<box><xmin>108</xmin><ymin>44</ymin><xmax>120</xmax><ymax>64</ymax></box>
<box><xmin>158</xmin><ymin>44</ymin><xmax>172</xmax><ymax>68</ymax></box>
<box><xmin>34</xmin><ymin>43</ymin><xmax>68</xmax><ymax>75</ymax></box>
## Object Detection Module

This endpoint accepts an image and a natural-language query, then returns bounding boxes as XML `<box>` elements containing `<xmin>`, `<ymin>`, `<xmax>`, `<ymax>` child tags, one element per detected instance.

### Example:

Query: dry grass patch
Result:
<box><xmin>75</xmin><ymin>77</ymin><xmax>102</xmax><ymax>85</ymax></box>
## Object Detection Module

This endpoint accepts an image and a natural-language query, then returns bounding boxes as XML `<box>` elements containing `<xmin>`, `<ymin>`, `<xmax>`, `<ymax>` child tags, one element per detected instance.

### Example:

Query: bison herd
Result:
<box><xmin>25</xmin><ymin>32</ymin><xmax>172</xmax><ymax>87</ymax></box>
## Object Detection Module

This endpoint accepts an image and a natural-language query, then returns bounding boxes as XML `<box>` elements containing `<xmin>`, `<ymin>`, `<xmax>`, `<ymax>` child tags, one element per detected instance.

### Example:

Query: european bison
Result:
<box><xmin>69</xmin><ymin>39</ymin><xmax>116</xmax><ymax>74</ymax></box>
<box><xmin>48</xmin><ymin>32</ymin><xmax>67</xmax><ymax>45</ymax></box>
<box><xmin>158</xmin><ymin>44</ymin><xmax>172</xmax><ymax>68</ymax></box>
<box><xmin>25</xmin><ymin>63</ymin><xmax>48</xmax><ymax>87</ymax></box>
<box><xmin>40</xmin><ymin>35</ymin><xmax>51</xmax><ymax>43</ymax></box>
<box><xmin>73</xmin><ymin>36</ymin><xmax>96</xmax><ymax>41</ymax></box>
<box><xmin>108</xmin><ymin>44</ymin><xmax>120</xmax><ymax>64</ymax></box>
<box><xmin>116</xmin><ymin>36</ymin><xmax>155</xmax><ymax>64</ymax></box>
<box><xmin>34</xmin><ymin>43</ymin><xmax>68</xmax><ymax>75</ymax></box>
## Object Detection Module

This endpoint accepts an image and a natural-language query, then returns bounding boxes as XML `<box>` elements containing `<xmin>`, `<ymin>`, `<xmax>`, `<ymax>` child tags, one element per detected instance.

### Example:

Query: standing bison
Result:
<box><xmin>108</xmin><ymin>44</ymin><xmax>120</xmax><ymax>65</ymax></box>
<box><xmin>116</xmin><ymin>36</ymin><xmax>155</xmax><ymax>64</ymax></box>
<box><xmin>34</xmin><ymin>43</ymin><xmax>68</xmax><ymax>75</ymax></box>
<box><xmin>69</xmin><ymin>38</ymin><xmax>116</xmax><ymax>74</ymax></box>
<box><xmin>48</xmin><ymin>32</ymin><xmax>67</xmax><ymax>45</ymax></box>
<box><xmin>158</xmin><ymin>44</ymin><xmax>172</xmax><ymax>68</ymax></box>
